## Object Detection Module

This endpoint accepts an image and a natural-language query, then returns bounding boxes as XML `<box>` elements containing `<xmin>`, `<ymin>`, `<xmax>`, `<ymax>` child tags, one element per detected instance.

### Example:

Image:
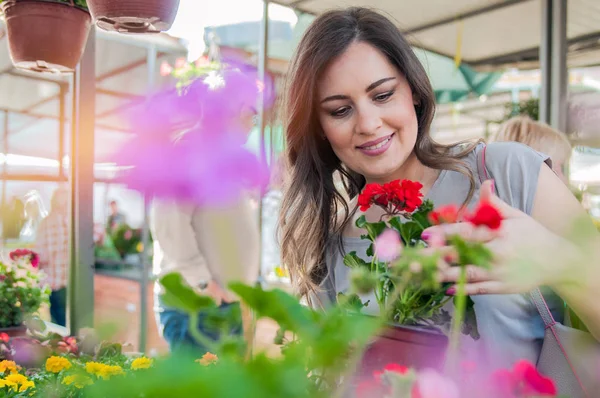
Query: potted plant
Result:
<box><xmin>0</xmin><ymin>0</ymin><xmax>91</xmax><ymax>73</ymax></box>
<box><xmin>344</xmin><ymin>179</ymin><xmax>500</xmax><ymax>373</ymax></box>
<box><xmin>0</xmin><ymin>250</ymin><xmax>50</xmax><ymax>338</ymax></box>
<box><xmin>86</xmin><ymin>0</ymin><xmax>180</xmax><ymax>33</ymax></box>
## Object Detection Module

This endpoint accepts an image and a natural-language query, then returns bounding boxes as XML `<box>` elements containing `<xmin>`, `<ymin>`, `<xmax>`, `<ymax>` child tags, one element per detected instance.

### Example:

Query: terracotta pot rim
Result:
<box><xmin>384</xmin><ymin>322</ymin><xmax>446</xmax><ymax>336</ymax></box>
<box><xmin>1</xmin><ymin>0</ymin><xmax>90</xmax><ymax>14</ymax></box>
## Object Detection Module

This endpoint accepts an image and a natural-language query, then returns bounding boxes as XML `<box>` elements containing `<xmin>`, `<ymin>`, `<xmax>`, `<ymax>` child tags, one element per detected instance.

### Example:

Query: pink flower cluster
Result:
<box><xmin>357</xmin><ymin>361</ymin><xmax>557</xmax><ymax>398</ymax></box>
<box><xmin>9</xmin><ymin>249</ymin><xmax>39</xmax><ymax>268</ymax></box>
<box><xmin>112</xmin><ymin>59</ymin><xmax>274</xmax><ymax>207</ymax></box>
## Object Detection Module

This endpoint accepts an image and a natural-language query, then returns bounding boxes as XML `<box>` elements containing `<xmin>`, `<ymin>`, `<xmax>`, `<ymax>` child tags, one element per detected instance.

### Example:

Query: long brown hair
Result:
<box><xmin>279</xmin><ymin>7</ymin><xmax>478</xmax><ymax>300</ymax></box>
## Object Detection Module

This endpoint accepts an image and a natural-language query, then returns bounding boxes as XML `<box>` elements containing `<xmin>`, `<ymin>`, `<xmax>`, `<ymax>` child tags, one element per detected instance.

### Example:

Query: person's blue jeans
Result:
<box><xmin>49</xmin><ymin>287</ymin><xmax>67</xmax><ymax>327</ymax></box>
<box><xmin>156</xmin><ymin>301</ymin><xmax>243</xmax><ymax>355</ymax></box>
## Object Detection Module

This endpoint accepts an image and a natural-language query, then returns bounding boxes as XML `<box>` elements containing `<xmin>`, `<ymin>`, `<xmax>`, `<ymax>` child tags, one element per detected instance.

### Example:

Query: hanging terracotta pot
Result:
<box><xmin>87</xmin><ymin>0</ymin><xmax>180</xmax><ymax>34</ymax></box>
<box><xmin>1</xmin><ymin>0</ymin><xmax>92</xmax><ymax>73</ymax></box>
<box><xmin>357</xmin><ymin>324</ymin><xmax>448</xmax><ymax>381</ymax></box>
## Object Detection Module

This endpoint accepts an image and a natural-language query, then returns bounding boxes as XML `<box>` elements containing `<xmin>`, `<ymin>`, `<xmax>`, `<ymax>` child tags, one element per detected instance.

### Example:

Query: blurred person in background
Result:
<box><xmin>491</xmin><ymin>116</ymin><xmax>572</xmax><ymax>184</ymax></box>
<box><xmin>106</xmin><ymin>200</ymin><xmax>126</xmax><ymax>232</ymax></box>
<box><xmin>19</xmin><ymin>190</ymin><xmax>48</xmax><ymax>243</ymax></box>
<box><xmin>34</xmin><ymin>187</ymin><xmax>69</xmax><ymax>327</ymax></box>
<box><xmin>152</xmin><ymin>104</ymin><xmax>260</xmax><ymax>354</ymax></box>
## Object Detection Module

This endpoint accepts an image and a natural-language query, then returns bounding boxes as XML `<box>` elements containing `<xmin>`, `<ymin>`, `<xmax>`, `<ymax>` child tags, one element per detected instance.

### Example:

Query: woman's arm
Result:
<box><xmin>531</xmin><ymin>165</ymin><xmax>600</xmax><ymax>340</ymax></box>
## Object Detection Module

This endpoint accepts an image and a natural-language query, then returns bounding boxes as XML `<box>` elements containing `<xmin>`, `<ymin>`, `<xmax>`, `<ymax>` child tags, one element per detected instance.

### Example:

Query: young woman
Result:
<box><xmin>279</xmin><ymin>7</ymin><xmax>600</xmax><ymax>370</ymax></box>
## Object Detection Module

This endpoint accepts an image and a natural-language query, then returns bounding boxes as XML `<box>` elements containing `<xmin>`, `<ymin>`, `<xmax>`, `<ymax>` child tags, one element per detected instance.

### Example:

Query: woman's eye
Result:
<box><xmin>374</xmin><ymin>91</ymin><xmax>394</xmax><ymax>102</ymax></box>
<box><xmin>330</xmin><ymin>106</ymin><xmax>351</xmax><ymax>117</ymax></box>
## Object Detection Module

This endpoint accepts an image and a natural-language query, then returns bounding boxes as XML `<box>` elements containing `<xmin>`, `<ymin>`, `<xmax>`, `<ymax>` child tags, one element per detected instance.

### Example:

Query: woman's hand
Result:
<box><xmin>423</xmin><ymin>180</ymin><xmax>582</xmax><ymax>295</ymax></box>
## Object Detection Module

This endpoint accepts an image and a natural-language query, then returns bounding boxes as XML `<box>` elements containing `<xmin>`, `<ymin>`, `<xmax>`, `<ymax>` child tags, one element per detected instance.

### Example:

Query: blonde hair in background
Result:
<box><xmin>492</xmin><ymin>116</ymin><xmax>572</xmax><ymax>166</ymax></box>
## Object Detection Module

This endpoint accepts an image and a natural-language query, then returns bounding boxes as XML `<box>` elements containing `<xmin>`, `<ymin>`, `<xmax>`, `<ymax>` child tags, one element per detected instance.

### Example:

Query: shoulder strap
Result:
<box><xmin>476</xmin><ymin>144</ymin><xmax>489</xmax><ymax>184</ymax></box>
<box><xmin>530</xmin><ymin>288</ymin><xmax>556</xmax><ymax>328</ymax></box>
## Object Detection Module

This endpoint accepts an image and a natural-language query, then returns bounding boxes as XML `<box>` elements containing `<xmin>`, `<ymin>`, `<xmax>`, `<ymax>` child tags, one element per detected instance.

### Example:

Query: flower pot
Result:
<box><xmin>1</xmin><ymin>0</ymin><xmax>92</xmax><ymax>73</ymax></box>
<box><xmin>358</xmin><ymin>324</ymin><xmax>448</xmax><ymax>379</ymax></box>
<box><xmin>0</xmin><ymin>324</ymin><xmax>28</xmax><ymax>338</ymax></box>
<box><xmin>87</xmin><ymin>0</ymin><xmax>180</xmax><ymax>33</ymax></box>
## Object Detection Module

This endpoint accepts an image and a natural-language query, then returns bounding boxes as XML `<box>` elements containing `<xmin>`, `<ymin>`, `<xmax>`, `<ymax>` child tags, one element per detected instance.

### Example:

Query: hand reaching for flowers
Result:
<box><xmin>423</xmin><ymin>180</ymin><xmax>584</xmax><ymax>296</ymax></box>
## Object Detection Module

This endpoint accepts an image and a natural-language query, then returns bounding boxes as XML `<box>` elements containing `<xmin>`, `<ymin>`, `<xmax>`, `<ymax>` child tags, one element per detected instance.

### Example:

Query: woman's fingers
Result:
<box><xmin>439</xmin><ymin>264</ymin><xmax>493</xmax><ymax>283</ymax></box>
<box><xmin>446</xmin><ymin>280</ymin><xmax>506</xmax><ymax>296</ymax></box>
<box><xmin>424</xmin><ymin>222</ymin><xmax>498</xmax><ymax>244</ymax></box>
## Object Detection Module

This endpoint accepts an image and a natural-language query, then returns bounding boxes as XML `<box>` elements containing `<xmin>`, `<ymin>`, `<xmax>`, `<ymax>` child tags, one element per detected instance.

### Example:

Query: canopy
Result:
<box><xmin>272</xmin><ymin>0</ymin><xmax>600</xmax><ymax>71</ymax></box>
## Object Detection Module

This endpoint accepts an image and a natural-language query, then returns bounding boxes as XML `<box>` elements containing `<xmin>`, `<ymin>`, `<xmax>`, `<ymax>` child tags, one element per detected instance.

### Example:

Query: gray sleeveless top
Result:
<box><xmin>318</xmin><ymin>142</ymin><xmax>564</xmax><ymax>370</ymax></box>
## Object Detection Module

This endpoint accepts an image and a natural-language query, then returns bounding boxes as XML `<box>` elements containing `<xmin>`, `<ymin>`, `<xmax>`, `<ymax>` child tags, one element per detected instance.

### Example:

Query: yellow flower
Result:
<box><xmin>98</xmin><ymin>364</ymin><xmax>124</xmax><ymax>380</ymax></box>
<box><xmin>131</xmin><ymin>357</ymin><xmax>153</xmax><ymax>370</ymax></box>
<box><xmin>0</xmin><ymin>360</ymin><xmax>19</xmax><ymax>374</ymax></box>
<box><xmin>136</xmin><ymin>242</ymin><xmax>144</xmax><ymax>252</ymax></box>
<box><xmin>85</xmin><ymin>361</ymin><xmax>104</xmax><ymax>377</ymax></box>
<box><xmin>274</xmin><ymin>266</ymin><xmax>289</xmax><ymax>278</ymax></box>
<box><xmin>62</xmin><ymin>374</ymin><xmax>93</xmax><ymax>389</ymax></box>
<box><xmin>0</xmin><ymin>378</ymin><xmax>17</xmax><ymax>389</ymax></box>
<box><xmin>45</xmin><ymin>356</ymin><xmax>72</xmax><ymax>373</ymax></box>
<box><xmin>196</xmin><ymin>352</ymin><xmax>218</xmax><ymax>366</ymax></box>
<box><xmin>4</xmin><ymin>373</ymin><xmax>34</xmax><ymax>392</ymax></box>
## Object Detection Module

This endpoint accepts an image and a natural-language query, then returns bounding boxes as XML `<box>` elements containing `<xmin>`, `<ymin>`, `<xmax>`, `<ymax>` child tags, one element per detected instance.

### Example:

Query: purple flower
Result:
<box><xmin>374</xmin><ymin>229</ymin><xmax>403</xmax><ymax>262</ymax></box>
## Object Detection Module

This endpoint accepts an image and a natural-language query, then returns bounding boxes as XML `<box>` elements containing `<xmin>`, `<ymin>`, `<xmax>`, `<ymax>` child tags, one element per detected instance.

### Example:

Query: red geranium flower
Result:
<box><xmin>358</xmin><ymin>183</ymin><xmax>388</xmax><ymax>212</ymax></box>
<box><xmin>429</xmin><ymin>205</ymin><xmax>460</xmax><ymax>225</ymax></box>
<box><xmin>358</xmin><ymin>180</ymin><xmax>423</xmax><ymax>213</ymax></box>
<box><xmin>491</xmin><ymin>360</ymin><xmax>557</xmax><ymax>397</ymax></box>
<box><xmin>373</xmin><ymin>363</ymin><xmax>410</xmax><ymax>379</ymax></box>
<box><xmin>465</xmin><ymin>201</ymin><xmax>502</xmax><ymax>230</ymax></box>
<box><xmin>0</xmin><ymin>333</ymin><xmax>9</xmax><ymax>343</ymax></box>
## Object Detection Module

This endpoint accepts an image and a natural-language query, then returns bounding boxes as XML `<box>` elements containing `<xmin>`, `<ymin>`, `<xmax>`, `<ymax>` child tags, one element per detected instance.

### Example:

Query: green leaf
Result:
<box><xmin>411</xmin><ymin>199</ymin><xmax>434</xmax><ymax>230</ymax></box>
<box><xmin>355</xmin><ymin>215</ymin><xmax>367</xmax><ymax>229</ymax></box>
<box><xmin>460</xmin><ymin>297</ymin><xmax>480</xmax><ymax>340</ymax></box>
<box><xmin>228</xmin><ymin>283</ymin><xmax>319</xmax><ymax>339</ymax></box>
<box><xmin>159</xmin><ymin>273</ymin><xmax>217</xmax><ymax>314</ymax></box>
<box><xmin>389</xmin><ymin>217</ymin><xmax>423</xmax><ymax>246</ymax></box>
<box><xmin>343</xmin><ymin>251</ymin><xmax>370</xmax><ymax>269</ymax></box>
<box><xmin>356</xmin><ymin>216</ymin><xmax>387</xmax><ymax>241</ymax></box>
<box><xmin>366</xmin><ymin>243</ymin><xmax>374</xmax><ymax>257</ymax></box>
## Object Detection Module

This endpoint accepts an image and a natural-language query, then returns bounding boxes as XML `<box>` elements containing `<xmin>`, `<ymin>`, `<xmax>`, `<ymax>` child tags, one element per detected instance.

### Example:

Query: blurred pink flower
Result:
<box><xmin>413</xmin><ymin>369</ymin><xmax>460</xmax><ymax>398</ymax></box>
<box><xmin>9</xmin><ymin>249</ymin><xmax>39</xmax><ymax>268</ymax></box>
<box><xmin>113</xmin><ymin>60</ymin><xmax>273</xmax><ymax>207</ymax></box>
<box><xmin>374</xmin><ymin>229</ymin><xmax>403</xmax><ymax>262</ymax></box>
<box><xmin>159</xmin><ymin>61</ymin><xmax>173</xmax><ymax>77</ymax></box>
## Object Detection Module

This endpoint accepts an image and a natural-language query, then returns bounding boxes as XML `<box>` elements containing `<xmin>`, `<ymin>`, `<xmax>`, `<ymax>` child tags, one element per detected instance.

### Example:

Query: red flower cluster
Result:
<box><xmin>465</xmin><ymin>201</ymin><xmax>502</xmax><ymax>230</ymax></box>
<box><xmin>428</xmin><ymin>201</ymin><xmax>502</xmax><ymax>231</ymax></box>
<box><xmin>0</xmin><ymin>333</ymin><xmax>9</xmax><ymax>343</ymax></box>
<box><xmin>428</xmin><ymin>205</ymin><xmax>459</xmax><ymax>225</ymax></box>
<box><xmin>9</xmin><ymin>249</ymin><xmax>40</xmax><ymax>268</ymax></box>
<box><xmin>491</xmin><ymin>360</ymin><xmax>557</xmax><ymax>397</ymax></box>
<box><xmin>358</xmin><ymin>180</ymin><xmax>423</xmax><ymax>213</ymax></box>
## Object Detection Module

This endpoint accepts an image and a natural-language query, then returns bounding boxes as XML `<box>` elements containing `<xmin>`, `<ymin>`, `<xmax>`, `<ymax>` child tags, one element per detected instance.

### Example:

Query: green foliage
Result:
<box><xmin>502</xmin><ymin>97</ymin><xmax>539</xmax><ymax>122</ymax></box>
<box><xmin>160</xmin><ymin>273</ymin><xmax>217</xmax><ymax>314</ymax></box>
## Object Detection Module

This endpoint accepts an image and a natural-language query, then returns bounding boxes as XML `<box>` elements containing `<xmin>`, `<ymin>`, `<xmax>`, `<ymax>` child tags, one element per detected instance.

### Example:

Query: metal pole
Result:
<box><xmin>138</xmin><ymin>44</ymin><xmax>157</xmax><ymax>353</ymax></box>
<box><xmin>550</xmin><ymin>0</ymin><xmax>567</xmax><ymax>133</ymax></box>
<box><xmin>539</xmin><ymin>0</ymin><xmax>552</xmax><ymax>124</ymax></box>
<box><xmin>2</xmin><ymin>111</ymin><xmax>8</xmax><ymax>246</ymax></box>
<box><xmin>257</xmin><ymin>0</ymin><xmax>269</xmax><ymax>284</ymax></box>
<box><xmin>59</xmin><ymin>86</ymin><xmax>66</xmax><ymax>178</ymax></box>
<box><xmin>68</xmin><ymin>28</ymin><xmax>96</xmax><ymax>334</ymax></box>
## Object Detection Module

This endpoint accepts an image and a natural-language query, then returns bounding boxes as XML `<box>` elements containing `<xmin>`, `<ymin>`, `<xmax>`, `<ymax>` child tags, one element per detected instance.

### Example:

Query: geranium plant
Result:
<box><xmin>0</xmin><ymin>250</ymin><xmax>50</xmax><ymax>329</ymax></box>
<box><xmin>344</xmin><ymin>180</ymin><xmax>502</xmax><ymax>345</ymax></box>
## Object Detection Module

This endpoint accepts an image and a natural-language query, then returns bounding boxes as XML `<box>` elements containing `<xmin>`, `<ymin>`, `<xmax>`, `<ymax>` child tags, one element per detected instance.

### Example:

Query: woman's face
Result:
<box><xmin>316</xmin><ymin>41</ymin><xmax>419</xmax><ymax>184</ymax></box>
